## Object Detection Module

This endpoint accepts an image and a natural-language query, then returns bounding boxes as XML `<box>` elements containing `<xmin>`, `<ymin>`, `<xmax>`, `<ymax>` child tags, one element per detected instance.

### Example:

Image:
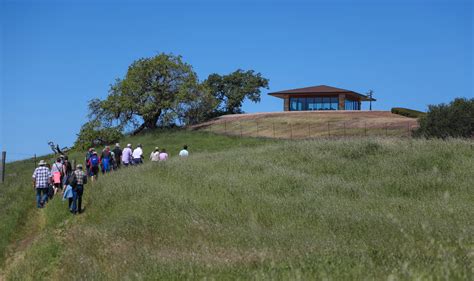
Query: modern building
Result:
<box><xmin>268</xmin><ymin>85</ymin><xmax>375</xmax><ymax>111</ymax></box>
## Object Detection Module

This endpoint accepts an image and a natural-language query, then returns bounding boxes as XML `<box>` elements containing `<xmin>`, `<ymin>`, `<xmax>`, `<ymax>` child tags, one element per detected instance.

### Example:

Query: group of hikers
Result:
<box><xmin>32</xmin><ymin>143</ymin><xmax>190</xmax><ymax>214</ymax></box>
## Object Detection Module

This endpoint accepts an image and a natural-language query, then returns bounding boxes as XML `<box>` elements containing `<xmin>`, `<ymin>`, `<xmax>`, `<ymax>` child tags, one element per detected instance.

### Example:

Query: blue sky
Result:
<box><xmin>1</xmin><ymin>0</ymin><xmax>472</xmax><ymax>160</ymax></box>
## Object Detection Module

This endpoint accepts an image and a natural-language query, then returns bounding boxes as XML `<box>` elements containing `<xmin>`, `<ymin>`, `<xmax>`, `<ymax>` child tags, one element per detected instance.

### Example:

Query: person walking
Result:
<box><xmin>85</xmin><ymin>148</ymin><xmax>94</xmax><ymax>176</ymax></box>
<box><xmin>122</xmin><ymin>144</ymin><xmax>133</xmax><ymax>167</ymax></box>
<box><xmin>113</xmin><ymin>143</ymin><xmax>122</xmax><ymax>170</ymax></box>
<box><xmin>179</xmin><ymin>145</ymin><xmax>189</xmax><ymax>158</ymax></box>
<box><xmin>101</xmin><ymin>146</ymin><xmax>112</xmax><ymax>174</ymax></box>
<box><xmin>62</xmin><ymin>183</ymin><xmax>75</xmax><ymax>213</ymax></box>
<box><xmin>113</xmin><ymin>143</ymin><xmax>122</xmax><ymax>169</ymax></box>
<box><xmin>51</xmin><ymin>158</ymin><xmax>64</xmax><ymax>193</ymax></box>
<box><xmin>150</xmin><ymin>147</ymin><xmax>160</xmax><ymax>162</ymax></box>
<box><xmin>87</xmin><ymin>151</ymin><xmax>100</xmax><ymax>181</ymax></box>
<box><xmin>62</xmin><ymin>156</ymin><xmax>73</xmax><ymax>190</ymax></box>
<box><xmin>72</xmin><ymin>164</ymin><xmax>87</xmax><ymax>214</ymax></box>
<box><xmin>159</xmin><ymin>148</ymin><xmax>169</xmax><ymax>161</ymax></box>
<box><xmin>132</xmin><ymin>144</ymin><xmax>144</xmax><ymax>165</ymax></box>
<box><xmin>32</xmin><ymin>160</ymin><xmax>52</xmax><ymax>208</ymax></box>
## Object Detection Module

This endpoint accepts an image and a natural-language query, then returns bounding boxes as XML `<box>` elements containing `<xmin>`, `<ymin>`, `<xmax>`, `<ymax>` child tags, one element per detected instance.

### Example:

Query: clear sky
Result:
<box><xmin>1</xmin><ymin>0</ymin><xmax>472</xmax><ymax>160</ymax></box>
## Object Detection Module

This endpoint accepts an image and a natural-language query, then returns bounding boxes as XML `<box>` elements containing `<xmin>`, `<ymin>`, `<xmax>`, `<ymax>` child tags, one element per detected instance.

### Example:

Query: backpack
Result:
<box><xmin>90</xmin><ymin>155</ymin><xmax>99</xmax><ymax>167</ymax></box>
<box><xmin>68</xmin><ymin>172</ymin><xmax>77</xmax><ymax>187</ymax></box>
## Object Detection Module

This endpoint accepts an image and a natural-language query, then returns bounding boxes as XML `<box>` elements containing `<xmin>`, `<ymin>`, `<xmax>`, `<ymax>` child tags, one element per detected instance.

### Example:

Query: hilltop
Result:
<box><xmin>192</xmin><ymin>111</ymin><xmax>418</xmax><ymax>139</ymax></box>
<box><xmin>1</xmin><ymin>130</ymin><xmax>473</xmax><ymax>280</ymax></box>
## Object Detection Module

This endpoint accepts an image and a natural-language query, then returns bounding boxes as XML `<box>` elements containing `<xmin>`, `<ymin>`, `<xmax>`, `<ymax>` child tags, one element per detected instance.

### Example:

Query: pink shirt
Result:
<box><xmin>159</xmin><ymin>152</ymin><xmax>168</xmax><ymax>161</ymax></box>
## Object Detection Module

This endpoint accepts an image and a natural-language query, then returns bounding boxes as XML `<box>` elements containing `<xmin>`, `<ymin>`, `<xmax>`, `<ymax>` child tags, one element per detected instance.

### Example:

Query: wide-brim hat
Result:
<box><xmin>76</xmin><ymin>164</ymin><xmax>83</xmax><ymax>169</ymax></box>
<box><xmin>38</xmin><ymin>160</ymin><xmax>46</xmax><ymax>166</ymax></box>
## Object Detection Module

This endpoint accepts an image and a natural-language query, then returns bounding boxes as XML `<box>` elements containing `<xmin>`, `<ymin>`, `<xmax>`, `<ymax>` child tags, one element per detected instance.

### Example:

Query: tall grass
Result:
<box><xmin>2</xmin><ymin>132</ymin><xmax>474</xmax><ymax>280</ymax></box>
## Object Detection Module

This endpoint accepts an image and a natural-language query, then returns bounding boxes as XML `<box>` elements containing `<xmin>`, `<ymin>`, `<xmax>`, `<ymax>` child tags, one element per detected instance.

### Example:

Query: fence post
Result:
<box><xmin>308</xmin><ymin>124</ymin><xmax>311</xmax><ymax>138</ymax></box>
<box><xmin>343</xmin><ymin>122</ymin><xmax>346</xmax><ymax>137</ymax></box>
<box><xmin>327</xmin><ymin>122</ymin><xmax>330</xmax><ymax>137</ymax></box>
<box><xmin>240</xmin><ymin>122</ymin><xmax>243</xmax><ymax>137</ymax></box>
<box><xmin>364</xmin><ymin>122</ymin><xmax>367</xmax><ymax>136</ymax></box>
<box><xmin>272</xmin><ymin>122</ymin><xmax>275</xmax><ymax>138</ymax></box>
<box><xmin>256</xmin><ymin>121</ymin><xmax>259</xmax><ymax>137</ymax></box>
<box><xmin>290</xmin><ymin>123</ymin><xmax>293</xmax><ymax>139</ymax></box>
<box><xmin>1</xmin><ymin>151</ymin><xmax>6</xmax><ymax>184</ymax></box>
<box><xmin>224</xmin><ymin>121</ymin><xmax>227</xmax><ymax>135</ymax></box>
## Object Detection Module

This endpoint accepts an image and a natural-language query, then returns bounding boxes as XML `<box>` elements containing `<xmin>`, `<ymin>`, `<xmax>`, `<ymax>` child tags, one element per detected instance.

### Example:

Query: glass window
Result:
<box><xmin>330</xmin><ymin>97</ymin><xmax>338</xmax><ymax>110</ymax></box>
<box><xmin>290</xmin><ymin>97</ymin><xmax>298</xmax><ymax>111</ymax></box>
<box><xmin>322</xmin><ymin>97</ymin><xmax>330</xmax><ymax>110</ymax></box>
<box><xmin>307</xmin><ymin>98</ymin><xmax>315</xmax><ymax>110</ymax></box>
<box><xmin>315</xmin><ymin>97</ymin><xmax>322</xmax><ymax>110</ymax></box>
<box><xmin>297</xmin><ymin>98</ymin><xmax>305</xmax><ymax>110</ymax></box>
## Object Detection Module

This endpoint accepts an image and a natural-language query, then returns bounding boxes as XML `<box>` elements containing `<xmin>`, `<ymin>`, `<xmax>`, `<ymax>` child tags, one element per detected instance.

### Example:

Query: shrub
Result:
<box><xmin>74</xmin><ymin>120</ymin><xmax>123</xmax><ymax>150</ymax></box>
<box><xmin>391</xmin><ymin>107</ymin><xmax>425</xmax><ymax>118</ymax></box>
<box><xmin>414</xmin><ymin>97</ymin><xmax>474</xmax><ymax>139</ymax></box>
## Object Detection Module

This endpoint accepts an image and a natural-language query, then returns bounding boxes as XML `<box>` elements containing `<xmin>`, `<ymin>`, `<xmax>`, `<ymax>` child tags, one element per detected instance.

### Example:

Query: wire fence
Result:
<box><xmin>202</xmin><ymin>120</ymin><xmax>418</xmax><ymax>139</ymax></box>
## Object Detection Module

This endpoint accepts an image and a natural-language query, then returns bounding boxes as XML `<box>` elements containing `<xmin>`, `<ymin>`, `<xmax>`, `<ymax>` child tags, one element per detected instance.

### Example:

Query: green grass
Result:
<box><xmin>391</xmin><ymin>107</ymin><xmax>426</xmax><ymax>118</ymax></box>
<box><xmin>1</xmin><ymin>130</ymin><xmax>473</xmax><ymax>280</ymax></box>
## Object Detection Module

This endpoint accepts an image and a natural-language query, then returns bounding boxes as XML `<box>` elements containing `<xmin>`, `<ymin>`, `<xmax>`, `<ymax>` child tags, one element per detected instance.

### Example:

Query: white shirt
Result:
<box><xmin>132</xmin><ymin>147</ymin><xmax>143</xmax><ymax>159</ymax></box>
<box><xmin>179</xmin><ymin>149</ymin><xmax>189</xmax><ymax>157</ymax></box>
<box><xmin>150</xmin><ymin>151</ymin><xmax>160</xmax><ymax>161</ymax></box>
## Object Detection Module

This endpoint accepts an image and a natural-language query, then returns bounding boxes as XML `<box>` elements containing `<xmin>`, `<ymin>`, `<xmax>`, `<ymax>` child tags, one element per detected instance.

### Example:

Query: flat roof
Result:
<box><xmin>268</xmin><ymin>85</ymin><xmax>376</xmax><ymax>101</ymax></box>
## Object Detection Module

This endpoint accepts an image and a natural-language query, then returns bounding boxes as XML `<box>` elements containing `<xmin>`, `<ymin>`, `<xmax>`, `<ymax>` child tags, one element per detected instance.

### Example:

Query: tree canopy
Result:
<box><xmin>89</xmin><ymin>53</ymin><xmax>200</xmax><ymax>134</ymax></box>
<box><xmin>205</xmin><ymin>70</ymin><xmax>269</xmax><ymax>114</ymax></box>
<box><xmin>414</xmin><ymin>97</ymin><xmax>474</xmax><ymax>139</ymax></box>
<box><xmin>78</xmin><ymin>53</ymin><xmax>269</xmax><ymax>146</ymax></box>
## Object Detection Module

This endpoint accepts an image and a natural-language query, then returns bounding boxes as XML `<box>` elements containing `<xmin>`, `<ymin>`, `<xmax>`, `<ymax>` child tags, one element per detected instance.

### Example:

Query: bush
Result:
<box><xmin>74</xmin><ymin>120</ymin><xmax>123</xmax><ymax>150</ymax></box>
<box><xmin>391</xmin><ymin>107</ymin><xmax>425</xmax><ymax>118</ymax></box>
<box><xmin>414</xmin><ymin>98</ymin><xmax>474</xmax><ymax>139</ymax></box>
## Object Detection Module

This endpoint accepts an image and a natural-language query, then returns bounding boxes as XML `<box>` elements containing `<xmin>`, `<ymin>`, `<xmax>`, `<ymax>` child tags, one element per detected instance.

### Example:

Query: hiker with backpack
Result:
<box><xmin>70</xmin><ymin>164</ymin><xmax>87</xmax><ymax>214</ymax></box>
<box><xmin>51</xmin><ymin>158</ymin><xmax>64</xmax><ymax>194</ymax></box>
<box><xmin>87</xmin><ymin>151</ymin><xmax>100</xmax><ymax>181</ymax></box>
<box><xmin>85</xmin><ymin>148</ymin><xmax>94</xmax><ymax>176</ymax></box>
<box><xmin>32</xmin><ymin>160</ymin><xmax>52</xmax><ymax>208</ymax></box>
<box><xmin>101</xmin><ymin>146</ymin><xmax>112</xmax><ymax>174</ymax></box>
<box><xmin>62</xmin><ymin>156</ymin><xmax>73</xmax><ymax>190</ymax></box>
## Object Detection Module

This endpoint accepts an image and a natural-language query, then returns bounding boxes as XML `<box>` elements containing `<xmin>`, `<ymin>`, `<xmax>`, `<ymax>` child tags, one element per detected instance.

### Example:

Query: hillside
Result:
<box><xmin>1</xmin><ymin>130</ymin><xmax>473</xmax><ymax>280</ymax></box>
<box><xmin>192</xmin><ymin>111</ymin><xmax>418</xmax><ymax>139</ymax></box>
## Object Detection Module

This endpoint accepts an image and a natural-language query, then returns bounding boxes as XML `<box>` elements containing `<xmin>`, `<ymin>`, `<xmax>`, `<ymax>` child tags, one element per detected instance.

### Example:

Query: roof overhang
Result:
<box><xmin>268</xmin><ymin>92</ymin><xmax>376</xmax><ymax>101</ymax></box>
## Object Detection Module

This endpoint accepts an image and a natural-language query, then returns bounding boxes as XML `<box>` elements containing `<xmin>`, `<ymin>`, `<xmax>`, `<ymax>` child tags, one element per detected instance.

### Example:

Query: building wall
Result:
<box><xmin>338</xmin><ymin>94</ymin><xmax>345</xmax><ymax>110</ymax></box>
<box><xmin>284</xmin><ymin>96</ymin><xmax>289</xmax><ymax>111</ymax></box>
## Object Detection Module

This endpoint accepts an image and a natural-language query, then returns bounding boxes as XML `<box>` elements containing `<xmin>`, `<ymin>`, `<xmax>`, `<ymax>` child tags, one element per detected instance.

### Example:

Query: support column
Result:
<box><xmin>284</xmin><ymin>95</ymin><xmax>290</xmax><ymax>111</ymax></box>
<box><xmin>338</xmin><ymin>94</ymin><xmax>345</xmax><ymax>110</ymax></box>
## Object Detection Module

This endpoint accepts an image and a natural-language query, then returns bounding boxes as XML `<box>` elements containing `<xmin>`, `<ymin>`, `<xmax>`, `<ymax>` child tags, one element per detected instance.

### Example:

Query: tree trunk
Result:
<box><xmin>132</xmin><ymin>110</ymin><xmax>161</xmax><ymax>135</ymax></box>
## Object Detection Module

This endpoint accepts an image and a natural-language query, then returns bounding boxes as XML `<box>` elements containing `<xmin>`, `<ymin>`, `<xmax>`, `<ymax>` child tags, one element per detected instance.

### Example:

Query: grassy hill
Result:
<box><xmin>1</xmin><ymin>130</ymin><xmax>473</xmax><ymax>280</ymax></box>
<box><xmin>193</xmin><ymin>111</ymin><xmax>419</xmax><ymax>139</ymax></box>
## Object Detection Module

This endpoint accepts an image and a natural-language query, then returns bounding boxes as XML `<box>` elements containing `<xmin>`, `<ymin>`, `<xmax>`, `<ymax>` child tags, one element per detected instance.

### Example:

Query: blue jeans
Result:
<box><xmin>36</xmin><ymin>188</ymin><xmax>48</xmax><ymax>208</ymax></box>
<box><xmin>68</xmin><ymin>189</ymin><xmax>78</xmax><ymax>212</ymax></box>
